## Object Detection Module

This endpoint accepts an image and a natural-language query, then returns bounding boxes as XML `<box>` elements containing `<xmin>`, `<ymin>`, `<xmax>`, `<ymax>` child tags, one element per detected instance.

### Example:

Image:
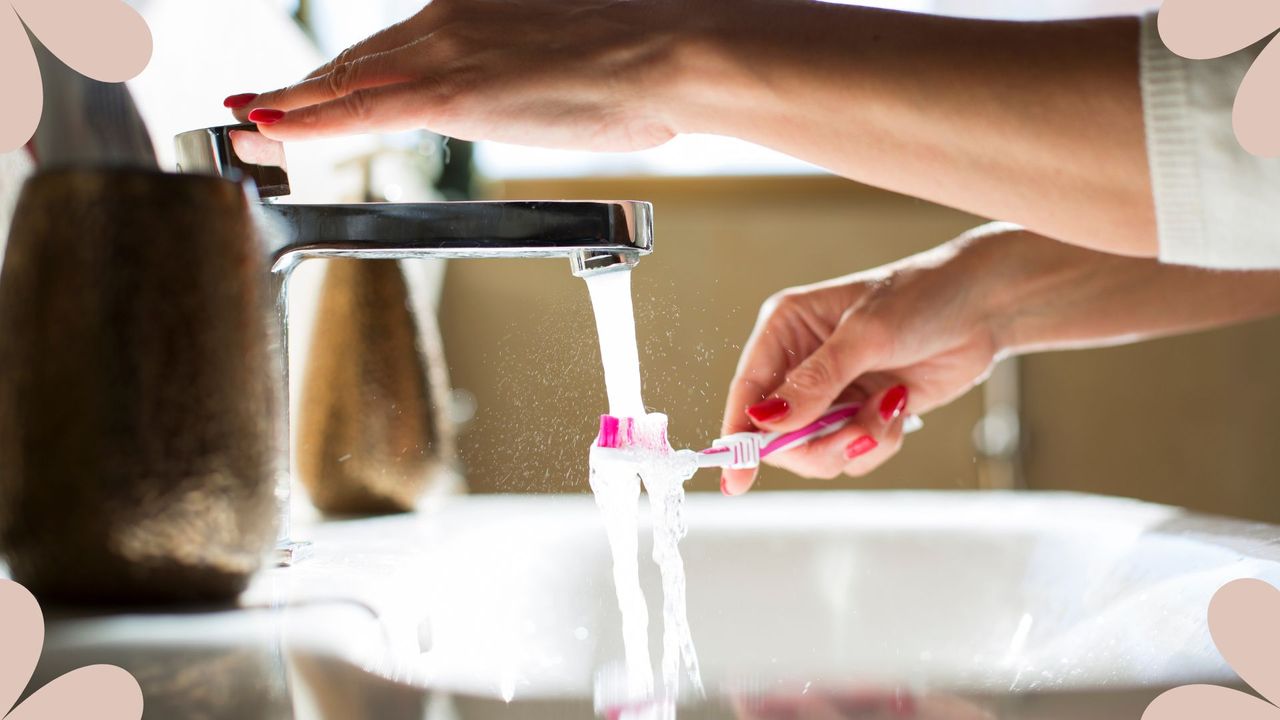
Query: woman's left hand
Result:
<box><xmin>226</xmin><ymin>0</ymin><xmax>702</xmax><ymax>149</ymax></box>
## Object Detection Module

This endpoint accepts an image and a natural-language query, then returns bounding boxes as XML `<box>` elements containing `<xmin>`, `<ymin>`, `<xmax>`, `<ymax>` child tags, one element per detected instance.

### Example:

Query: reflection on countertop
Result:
<box><xmin>20</xmin><ymin>491</ymin><xmax>1275</xmax><ymax>719</ymax></box>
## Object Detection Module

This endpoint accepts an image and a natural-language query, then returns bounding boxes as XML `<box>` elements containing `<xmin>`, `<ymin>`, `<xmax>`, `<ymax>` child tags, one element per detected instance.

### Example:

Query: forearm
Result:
<box><xmin>967</xmin><ymin>229</ymin><xmax>1280</xmax><ymax>355</ymax></box>
<box><xmin>669</xmin><ymin>2</ymin><xmax>1155</xmax><ymax>256</ymax></box>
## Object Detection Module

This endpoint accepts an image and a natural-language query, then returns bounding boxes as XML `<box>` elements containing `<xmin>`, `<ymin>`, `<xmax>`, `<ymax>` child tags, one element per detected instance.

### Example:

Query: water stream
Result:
<box><xmin>586</xmin><ymin>270</ymin><xmax>646</xmax><ymax>417</ymax></box>
<box><xmin>585</xmin><ymin>268</ymin><xmax>704</xmax><ymax>718</ymax></box>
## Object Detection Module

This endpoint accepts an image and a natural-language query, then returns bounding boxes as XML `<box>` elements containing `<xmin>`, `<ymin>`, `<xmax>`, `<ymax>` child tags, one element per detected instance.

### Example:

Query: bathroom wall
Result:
<box><xmin>440</xmin><ymin>174</ymin><xmax>1280</xmax><ymax>524</ymax></box>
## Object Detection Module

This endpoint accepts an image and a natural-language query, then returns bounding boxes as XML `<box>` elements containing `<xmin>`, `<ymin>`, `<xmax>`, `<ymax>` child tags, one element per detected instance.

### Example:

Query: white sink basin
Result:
<box><xmin>32</xmin><ymin>491</ymin><xmax>1280</xmax><ymax>719</ymax></box>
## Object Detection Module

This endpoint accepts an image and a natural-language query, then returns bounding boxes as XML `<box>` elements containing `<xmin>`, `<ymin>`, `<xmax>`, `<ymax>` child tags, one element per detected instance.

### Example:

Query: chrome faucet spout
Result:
<box><xmin>260</xmin><ymin>200</ymin><xmax>653</xmax><ymax>275</ymax></box>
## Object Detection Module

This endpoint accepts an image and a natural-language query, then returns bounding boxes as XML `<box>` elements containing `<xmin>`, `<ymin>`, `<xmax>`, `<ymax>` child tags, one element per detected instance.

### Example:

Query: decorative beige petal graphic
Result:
<box><xmin>9</xmin><ymin>0</ymin><xmax>151</xmax><ymax>82</ymax></box>
<box><xmin>6</xmin><ymin>665</ymin><xmax>142</xmax><ymax>720</ymax></box>
<box><xmin>1207</xmin><ymin>578</ymin><xmax>1280</xmax><ymax>705</ymax></box>
<box><xmin>0</xmin><ymin>580</ymin><xmax>144</xmax><ymax>718</ymax></box>
<box><xmin>1143</xmin><ymin>684</ymin><xmax>1280</xmax><ymax>720</ymax></box>
<box><xmin>1158</xmin><ymin>0</ymin><xmax>1280</xmax><ymax>59</ymax></box>
<box><xmin>0</xmin><ymin>5</ymin><xmax>42</xmax><ymax>154</ymax></box>
<box><xmin>0</xmin><ymin>580</ymin><xmax>44</xmax><ymax>717</ymax></box>
<box><xmin>1233</xmin><ymin>35</ymin><xmax>1280</xmax><ymax>157</ymax></box>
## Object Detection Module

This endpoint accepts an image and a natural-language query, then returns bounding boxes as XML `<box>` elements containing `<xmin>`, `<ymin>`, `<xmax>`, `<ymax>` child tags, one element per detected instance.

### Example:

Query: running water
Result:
<box><xmin>585</xmin><ymin>268</ymin><xmax>704</xmax><ymax>718</ymax></box>
<box><xmin>586</xmin><ymin>269</ymin><xmax>645</xmax><ymax>417</ymax></box>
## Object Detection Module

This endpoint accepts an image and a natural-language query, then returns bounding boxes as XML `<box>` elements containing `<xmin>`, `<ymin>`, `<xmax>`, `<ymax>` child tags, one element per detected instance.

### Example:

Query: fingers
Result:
<box><xmin>227</xmin><ymin>4</ymin><xmax>439</xmax><ymax>122</ymax></box>
<box><xmin>763</xmin><ymin>420</ymin><xmax>876</xmax><ymax>481</ymax></box>
<box><xmin>842</xmin><ymin>402</ymin><xmax>907</xmax><ymax>477</ymax></box>
<box><xmin>721</xmin><ymin>465</ymin><xmax>758</xmax><ymax>497</ymax></box>
<box><xmin>748</xmin><ymin>316</ymin><xmax>888</xmax><ymax>437</ymax></box>
<box><xmin>302</xmin><ymin>13</ymin><xmax>428</xmax><ymax>81</ymax></box>
<box><xmin>719</xmin><ymin>305</ymin><xmax>797</xmax><ymax>496</ymax></box>
<box><xmin>761</xmin><ymin>381</ymin><xmax>909</xmax><ymax>482</ymax></box>
<box><xmin>719</xmin><ymin>372</ymin><xmax>775</xmax><ymax>496</ymax></box>
<box><xmin>247</xmin><ymin>79</ymin><xmax>449</xmax><ymax>142</ymax></box>
<box><xmin>231</xmin><ymin>39</ymin><xmax>429</xmax><ymax>123</ymax></box>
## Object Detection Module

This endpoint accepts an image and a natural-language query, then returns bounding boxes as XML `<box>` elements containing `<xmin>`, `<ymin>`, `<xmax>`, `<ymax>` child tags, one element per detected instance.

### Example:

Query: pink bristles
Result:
<box><xmin>595</xmin><ymin>415</ymin><xmax>670</xmax><ymax>454</ymax></box>
<box><xmin>597</xmin><ymin>415</ymin><xmax>623</xmax><ymax>449</ymax></box>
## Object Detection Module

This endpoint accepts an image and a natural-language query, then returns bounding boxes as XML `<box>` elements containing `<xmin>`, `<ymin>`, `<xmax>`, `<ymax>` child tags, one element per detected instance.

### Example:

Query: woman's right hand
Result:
<box><xmin>720</xmin><ymin>225</ymin><xmax>1019</xmax><ymax>495</ymax></box>
<box><xmin>723</xmin><ymin>223</ymin><xmax>1280</xmax><ymax>496</ymax></box>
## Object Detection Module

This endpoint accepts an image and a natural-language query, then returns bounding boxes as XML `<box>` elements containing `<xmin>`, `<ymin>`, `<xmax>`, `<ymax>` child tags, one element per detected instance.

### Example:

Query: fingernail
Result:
<box><xmin>223</xmin><ymin>93</ymin><xmax>259</xmax><ymax>109</ymax></box>
<box><xmin>248</xmin><ymin>108</ymin><xmax>286</xmax><ymax>124</ymax></box>
<box><xmin>721</xmin><ymin>476</ymin><xmax>732</xmax><ymax>496</ymax></box>
<box><xmin>845</xmin><ymin>435</ymin><xmax>878</xmax><ymax>460</ymax></box>
<box><xmin>747</xmin><ymin>398</ymin><xmax>790</xmax><ymax>424</ymax></box>
<box><xmin>879</xmin><ymin>385</ymin><xmax>908</xmax><ymax>422</ymax></box>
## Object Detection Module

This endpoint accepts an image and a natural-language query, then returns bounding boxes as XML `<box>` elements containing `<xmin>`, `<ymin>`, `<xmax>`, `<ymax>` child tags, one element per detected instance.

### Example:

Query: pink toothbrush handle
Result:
<box><xmin>759</xmin><ymin>403</ymin><xmax>863</xmax><ymax>458</ymax></box>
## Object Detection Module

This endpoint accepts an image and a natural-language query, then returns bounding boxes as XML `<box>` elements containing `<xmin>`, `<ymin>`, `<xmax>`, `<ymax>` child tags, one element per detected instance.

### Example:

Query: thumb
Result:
<box><xmin>750</xmin><ymin>323</ymin><xmax>880</xmax><ymax>433</ymax></box>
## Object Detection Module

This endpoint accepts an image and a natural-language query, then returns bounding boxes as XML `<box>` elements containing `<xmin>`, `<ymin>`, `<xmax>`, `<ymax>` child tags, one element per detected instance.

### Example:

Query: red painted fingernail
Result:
<box><xmin>845</xmin><ymin>435</ymin><xmax>878</xmax><ymax>460</ymax></box>
<box><xmin>223</xmin><ymin>93</ymin><xmax>259</xmax><ymax>109</ymax></box>
<box><xmin>879</xmin><ymin>385</ymin><xmax>908</xmax><ymax>422</ymax></box>
<box><xmin>747</xmin><ymin>398</ymin><xmax>790</xmax><ymax>424</ymax></box>
<box><xmin>249</xmin><ymin>108</ymin><xmax>286</xmax><ymax>124</ymax></box>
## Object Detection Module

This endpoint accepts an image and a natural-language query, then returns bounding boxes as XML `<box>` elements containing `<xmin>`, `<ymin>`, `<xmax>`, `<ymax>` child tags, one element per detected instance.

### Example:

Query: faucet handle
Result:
<box><xmin>175</xmin><ymin>124</ymin><xmax>291</xmax><ymax>199</ymax></box>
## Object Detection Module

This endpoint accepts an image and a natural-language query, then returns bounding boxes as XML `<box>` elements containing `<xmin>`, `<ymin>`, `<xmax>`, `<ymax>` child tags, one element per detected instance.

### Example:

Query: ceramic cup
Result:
<box><xmin>0</xmin><ymin>168</ymin><xmax>281</xmax><ymax>603</ymax></box>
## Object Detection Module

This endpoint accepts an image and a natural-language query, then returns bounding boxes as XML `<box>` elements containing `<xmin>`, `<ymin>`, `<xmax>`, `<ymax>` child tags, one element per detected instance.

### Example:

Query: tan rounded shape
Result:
<box><xmin>1144</xmin><ymin>683</ymin><xmax>1279</xmax><ymax>719</ymax></box>
<box><xmin>9</xmin><ymin>0</ymin><xmax>152</xmax><ymax>82</ymax></box>
<box><xmin>0</xmin><ymin>580</ymin><xmax>143</xmax><ymax>719</ymax></box>
<box><xmin>1234</xmin><ymin>40</ymin><xmax>1280</xmax><ymax>157</ymax></box>
<box><xmin>1158</xmin><ymin>0</ymin><xmax>1280</xmax><ymax>60</ymax></box>
<box><xmin>0</xmin><ymin>0</ymin><xmax>154</xmax><ymax>152</ymax></box>
<box><xmin>1158</xmin><ymin>0</ymin><xmax>1280</xmax><ymax>157</ymax></box>
<box><xmin>1208</xmin><ymin>578</ymin><xmax>1280</xmax><ymax>706</ymax></box>
<box><xmin>0</xmin><ymin>7</ymin><xmax>43</xmax><ymax>153</ymax></box>
<box><xmin>1144</xmin><ymin>578</ymin><xmax>1280</xmax><ymax>719</ymax></box>
<box><xmin>0</xmin><ymin>580</ymin><xmax>42</xmax><ymax>715</ymax></box>
<box><xmin>0</xmin><ymin>169</ymin><xmax>280</xmax><ymax>604</ymax></box>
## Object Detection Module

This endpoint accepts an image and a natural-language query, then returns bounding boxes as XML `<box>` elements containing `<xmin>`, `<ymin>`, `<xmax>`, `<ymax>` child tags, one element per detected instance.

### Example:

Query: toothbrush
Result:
<box><xmin>696</xmin><ymin>402</ymin><xmax>865</xmax><ymax>470</ymax></box>
<box><xmin>593</xmin><ymin>404</ymin><xmax>924</xmax><ymax>473</ymax></box>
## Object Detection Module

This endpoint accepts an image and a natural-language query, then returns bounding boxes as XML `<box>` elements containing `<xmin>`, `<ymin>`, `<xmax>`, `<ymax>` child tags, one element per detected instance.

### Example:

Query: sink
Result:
<box><xmin>29</xmin><ymin>491</ymin><xmax>1280</xmax><ymax>719</ymax></box>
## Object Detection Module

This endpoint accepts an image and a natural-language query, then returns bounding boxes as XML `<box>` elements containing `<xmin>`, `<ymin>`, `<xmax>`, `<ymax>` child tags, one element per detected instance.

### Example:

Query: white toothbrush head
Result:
<box><xmin>591</xmin><ymin>414</ymin><xmax>699</xmax><ymax>480</ymax></box>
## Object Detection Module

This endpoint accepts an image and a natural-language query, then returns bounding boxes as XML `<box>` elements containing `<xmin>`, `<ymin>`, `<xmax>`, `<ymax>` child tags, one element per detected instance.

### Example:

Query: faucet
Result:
<box><xmin>175</xmin><ymin>124</ymin><xmax>654</xmax><ymax>562</ymax></box>
<box><xmin>175</xmin><ymin>124</ymin><xmax>653</xmax><ymax>276</ymax></box>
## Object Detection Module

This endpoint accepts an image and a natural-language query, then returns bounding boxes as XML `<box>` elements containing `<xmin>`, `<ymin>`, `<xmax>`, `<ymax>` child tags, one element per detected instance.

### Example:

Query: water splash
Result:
<box><xmin>643</xmin><ymin>463</ymin><xmax>705</xmax><ymax>704</ymax></box>
<box><xmin>585</xmin><ymin>268</ymin><xmax>704</xmax><ymax>717</ymax></box>
<box><xmin>589</xmin><ymin>456</ymin><xmax>655</xmax><ymax>702</ymax></box>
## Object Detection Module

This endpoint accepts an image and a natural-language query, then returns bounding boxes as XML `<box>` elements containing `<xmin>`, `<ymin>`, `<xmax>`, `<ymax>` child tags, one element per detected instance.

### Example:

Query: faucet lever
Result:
<box><xmin>175</xmin><ymin>124</ymin><xmax>291</xmax><ymax>198</ymax></box>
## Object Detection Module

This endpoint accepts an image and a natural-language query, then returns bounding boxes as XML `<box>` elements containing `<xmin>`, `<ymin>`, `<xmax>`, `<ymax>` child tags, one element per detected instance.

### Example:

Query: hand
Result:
<box><xmin>722</xmin><ymin>222</ymin><xmax>1280</xmax><ymax>495</ymax></box>
<box><xmin>720</xmin><ymin>225</ymin><xmax>1017</xmax><ymax>495</ymax></box>
<box><xmin>226</xmin><ymin>0</ymin><xmax>698</xmax><ymax>149</ymax></box>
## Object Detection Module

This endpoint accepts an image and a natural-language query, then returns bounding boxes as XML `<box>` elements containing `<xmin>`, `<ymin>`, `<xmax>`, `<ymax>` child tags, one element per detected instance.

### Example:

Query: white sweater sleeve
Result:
<box><xmin>1139</xmin><ymin>10</ymin><xmax>1280</xmax><ymax>269</ymax></box>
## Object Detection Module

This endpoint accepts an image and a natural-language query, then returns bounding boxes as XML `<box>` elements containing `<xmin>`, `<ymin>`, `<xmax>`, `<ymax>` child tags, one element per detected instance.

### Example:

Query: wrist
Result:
<box><xmin>957</xmin><ymin>225</ymin><xmax>1121</xmax><ymax>356</ymax></box>
<box><xmin>653</xmin><ymin>1</ymin><xmax>771</xmax><ymax>136</ymax></box>
<box><xmin>946</xmin><ymin>225</ymin><xmax>1048</xmax><ymax>358</ymax></box>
